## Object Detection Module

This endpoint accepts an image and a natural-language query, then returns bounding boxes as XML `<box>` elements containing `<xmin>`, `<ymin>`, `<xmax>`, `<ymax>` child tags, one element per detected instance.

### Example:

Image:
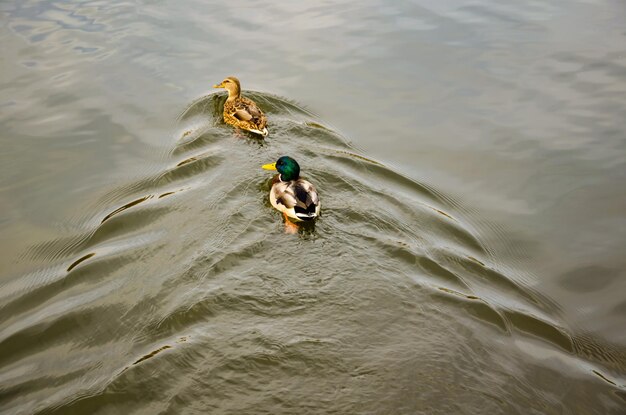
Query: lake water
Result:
<box><xmin>1</xmin><ymin>0</ymin><xmax>625</xmax><ymax>414</ymax></box>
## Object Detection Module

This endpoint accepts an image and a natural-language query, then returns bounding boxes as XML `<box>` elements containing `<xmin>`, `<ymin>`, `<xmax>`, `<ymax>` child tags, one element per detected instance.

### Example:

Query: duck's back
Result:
<box><xmin>224</xmin><ymin>97</ymin><xmax>267</xmax><ymax>129</ymax></box>
<box><xmin>270</xmin><ymin>178</ymin><xmax>320</xmax><ymax>221</ymax></box>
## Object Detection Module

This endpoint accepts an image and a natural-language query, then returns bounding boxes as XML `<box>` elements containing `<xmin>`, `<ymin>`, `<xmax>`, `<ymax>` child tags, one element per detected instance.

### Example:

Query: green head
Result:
<box><xmin>262</xmin><ymin>156</ymin><xmax>300</xmax><ymax>181</ymax></box>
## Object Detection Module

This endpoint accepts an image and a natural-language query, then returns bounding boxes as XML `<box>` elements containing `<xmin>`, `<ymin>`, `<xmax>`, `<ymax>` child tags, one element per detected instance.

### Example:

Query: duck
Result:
<box><xmin>262</xmin><ymin>156</ymin><xmax>321</xmax><ymax>228</ymax></box>
<box><xmin>213</xmin><ymin>76</ymin><xmax>268</xmax><ymax>137</ymax></box>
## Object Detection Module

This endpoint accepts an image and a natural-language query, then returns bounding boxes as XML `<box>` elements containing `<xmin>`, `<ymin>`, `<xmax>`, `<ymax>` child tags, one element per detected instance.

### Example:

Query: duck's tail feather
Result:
<box><xmin>294</xmin><ymin>204</ymin><xmax>318</xmax><ymax>221</ymax></box>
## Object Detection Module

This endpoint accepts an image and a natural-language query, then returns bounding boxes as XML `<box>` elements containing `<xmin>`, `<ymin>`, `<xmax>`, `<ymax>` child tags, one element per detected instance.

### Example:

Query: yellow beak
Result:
<box><xmin>262</xmin><ymin>162</ymin><xmax>277</xmax><ymax>171</ymax></box>
<box><xmin>213</xmin><ymin>83</ymin><xmax>223</xmax><ymax>88</ymax></box>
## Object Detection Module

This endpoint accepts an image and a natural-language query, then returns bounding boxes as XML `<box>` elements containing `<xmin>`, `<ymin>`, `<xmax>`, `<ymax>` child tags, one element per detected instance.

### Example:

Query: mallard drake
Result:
<box><xmin>262</xmin><ymin>156</ymin><xmax>321</xmax><ymax>225</ymax></box>
<box><xmin>213</xmin><ymin>76</ymin><xmax>268</xmax><ymax>137</ymax></box>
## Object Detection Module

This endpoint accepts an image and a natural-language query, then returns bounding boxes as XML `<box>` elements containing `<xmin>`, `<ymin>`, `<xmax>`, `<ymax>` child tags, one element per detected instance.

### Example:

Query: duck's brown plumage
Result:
<box><xmin>224</xmin><ymin>96</ymin><xmax>267</xmax><ymax>134</ymax></box>
<box><xmin>214</xmin><ymin>76</ymin><xmax>268</xmax><ymax>136</ymax></box>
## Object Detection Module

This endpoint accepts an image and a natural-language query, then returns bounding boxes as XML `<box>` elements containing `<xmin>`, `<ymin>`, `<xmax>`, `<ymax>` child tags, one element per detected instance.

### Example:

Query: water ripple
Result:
<box><xmin>2</xmin><ymin>91</ymin><xmax>623</xmax><ymax>415</ymax></box>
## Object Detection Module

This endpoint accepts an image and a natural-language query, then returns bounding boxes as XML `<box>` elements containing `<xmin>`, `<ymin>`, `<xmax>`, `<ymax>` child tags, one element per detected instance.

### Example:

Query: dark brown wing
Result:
<box><xmin>231</xmin><ymin>97</ymin><xmax>266</xmax><ymax>127</ymax></box>
<box><xmin>233</xmin><ymin>109</ymin><xmax>253</xmax><ymax>121</ymax></box>
<box><xmin>240</xmin><ymin>97</ymin><xmax>263</xmax><ymax>117</ymax></box>
<box><xmin>271</xmin><ymin>178</ymin><xmax>319</xmax><ymax>220</ymax></box>
<box><xmin>292</xmin><ymin>180</ymin><xmax>319</xmax><ymax>218</ymax></box>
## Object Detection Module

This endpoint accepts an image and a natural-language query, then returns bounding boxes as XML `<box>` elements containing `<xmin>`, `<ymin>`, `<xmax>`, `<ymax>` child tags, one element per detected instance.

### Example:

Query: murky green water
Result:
<box><xmin>1</xmin><ymin>1</ymin><xmax>625</xmax><ymax>414</ymax></box>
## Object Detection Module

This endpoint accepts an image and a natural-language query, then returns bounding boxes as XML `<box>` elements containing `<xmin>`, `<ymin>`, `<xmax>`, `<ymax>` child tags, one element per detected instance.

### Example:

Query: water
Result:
<box><xmin>1</xmin><ymin>0</ymin><xmax>625</xmax><ymax>413</ymax></box>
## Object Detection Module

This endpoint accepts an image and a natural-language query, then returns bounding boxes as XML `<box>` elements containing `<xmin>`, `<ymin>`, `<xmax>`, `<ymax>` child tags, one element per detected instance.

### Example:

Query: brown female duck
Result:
<box><xmin>213</xmin><ymin>76</ymin><xmax>268</xmax><ymax>137</ymax></box>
